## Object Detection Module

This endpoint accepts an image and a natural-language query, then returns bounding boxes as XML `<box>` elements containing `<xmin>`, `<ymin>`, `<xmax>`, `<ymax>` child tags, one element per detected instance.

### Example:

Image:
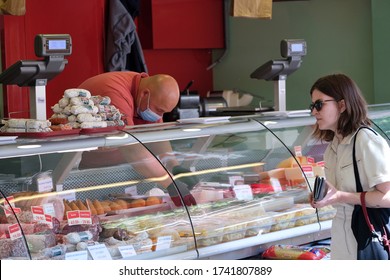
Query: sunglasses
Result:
<box><xmin>309</xmin><ymin>99</ymin><xmax>336</xmax><ymax>112</ymax></box>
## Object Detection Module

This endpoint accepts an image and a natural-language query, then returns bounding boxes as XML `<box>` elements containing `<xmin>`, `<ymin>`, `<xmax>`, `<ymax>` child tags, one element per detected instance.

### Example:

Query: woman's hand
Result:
<box><xmin>310</xmin><ymin>179</ymin><xmax>338</xmax><ymax>208</ymax></box>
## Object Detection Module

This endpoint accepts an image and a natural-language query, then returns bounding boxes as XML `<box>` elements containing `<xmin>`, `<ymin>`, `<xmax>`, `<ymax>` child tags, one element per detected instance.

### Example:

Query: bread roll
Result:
<box><xmin>145</xmin><ymin>196</ymin><xmax>161</xmax><ymax>206</ymax></box>
<box><xmin>93</xmin><ymin>200</ymin><xmax>104</xmax><ymax>215</ymax></box>
<box><xmin>129</xmin><ymin>199</ymin><xmax>146</xmax><ymax>208</ymax></box>
<box><xmin>114</xmin><ymin>199</ymin><xmax>128</xmax><ymax>209</ymax></box>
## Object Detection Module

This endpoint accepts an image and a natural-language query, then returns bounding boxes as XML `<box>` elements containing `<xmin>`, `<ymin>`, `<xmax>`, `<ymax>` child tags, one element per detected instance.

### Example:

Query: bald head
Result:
<box><xmin>138</xmin><ymin>74</ymin><xmax>180</xmax><ymax>117</ymax></box>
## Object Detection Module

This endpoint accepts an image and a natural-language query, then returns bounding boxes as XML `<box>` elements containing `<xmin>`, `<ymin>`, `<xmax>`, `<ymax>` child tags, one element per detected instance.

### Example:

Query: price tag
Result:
<box><xmin>317</xmin><ymin>161</ymin><xmax>325</xmax><ymax>167</ymax></box>
<box><xmin>233</xmin><ymin>184</ymin><xmax>253</xmax><ymax>201</ymax></box>
<box><xmin>87</xmin><ymin>243</ymin><xmax>112</xmax><ymax>260</ymax></box>
<box><xmin>37</xmin><ymin>176</ymin><xmax>53</xmax><ymax>193</ymax></box>
<box><xmin>65</xmin><ymin>250</ymin><xmax>89</xmax><ymax>260</ymax></box>
<box><xmin>307</xmin><ymin>156</ymin><xmax>315</xmax><ymax>164</ymax></box>
<box><xmin>3</xmin><ymin>196</ymin><xmax>15</xmax><ymax>207</ymax></box>
<box><xmin>228</xmin><ymin>175</ymin><xmax>244</xmax><ymax>186</ymax></box>
<box><xmin>301</xmin><ymin>165</ymin><xmax>314</xmax><ymax>178</ymax></box>
<box><xmin>294</xmin><ymin>145</ymin><xmax>302</xmax><ymax>157</ymax></box>
<box><xmin>118</xmin><ymin>245</ymin><xmax>137</xmax><ymax>258</ymax></box>
<box><xmin>67</xmin><ymin>210</ymin><xmax>92</xmax><ymax>226</ymax></box>
<box><xmin>4</xmin><ymin>206</ymin><xmax>21</xmax><ymax>217</ymax></box>
<box><xmin>155</xmin><ymin>236</ymin><xmax>172</xmax><ymax>251</ymax></box>
<box><xmin>125</xmin><ymin>186</ymin><xmax>138</xmax><ymax>196</ymax></box>
<box><xmin>8</xmin><ymin>224</ymin><xmax>22</xmax><ymax>240</ymax></box>
<box><xmin>42</xmin><ymin>203</ymin><xmax>56</xmax><ymax>217</ymax></box>
<box><xmin>31</xmin><ymin>205</ymin><xmax>46</xmax><ymax>222</ymax></box>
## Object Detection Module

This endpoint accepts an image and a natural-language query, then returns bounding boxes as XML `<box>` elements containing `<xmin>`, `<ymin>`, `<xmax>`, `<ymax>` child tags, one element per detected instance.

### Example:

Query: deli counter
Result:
<box><xmin>0</xmin><ymin>104</ymin><xmax>389</xmax><ymax>260</ymax></box>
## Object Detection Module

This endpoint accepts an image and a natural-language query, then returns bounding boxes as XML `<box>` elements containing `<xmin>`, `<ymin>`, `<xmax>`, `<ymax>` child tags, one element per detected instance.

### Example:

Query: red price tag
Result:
<box><xmin>67</xmin><ymin>210</ymin><xmax>92</xmax><ymax>225</ymax></box>
<box><xmin>8</xmin><ymin>224</ymin><xmax>22</xmax><ymax>240</ymax></box>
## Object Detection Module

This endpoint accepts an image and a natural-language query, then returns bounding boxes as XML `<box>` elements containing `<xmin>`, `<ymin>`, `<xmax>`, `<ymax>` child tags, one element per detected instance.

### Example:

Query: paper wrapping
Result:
<box><xmin>231</xmin><ymin>0</ymin><xmax>272</xmax><ymax>19</ymax></box>
<box><xmin>0</xmin><ymin>0</ymin><xmax>26</xmax><ymax>16</ymax></box>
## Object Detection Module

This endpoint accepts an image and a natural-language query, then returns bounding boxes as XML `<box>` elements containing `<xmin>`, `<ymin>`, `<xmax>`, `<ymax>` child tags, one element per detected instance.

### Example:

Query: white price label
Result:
<box><xmin>118</xmin><ymin>245</ymin><xmax>137</xmax><ymax>258</ymax></box>
<box><xmin>155</xmin><ymin>235</ymin><xmax>172</xmax><ymax>251</ymax></box>
<box><xmin>233</xmin><ymin>185</ymin><xmax>253</xmax><ymax>201</ymax></box>
<box><xmin>301</xmin><ymin>165</ymin><xmax>314</xmax><ymax>178</ymax></box>
<box><xmin>65</xmin><ymin>250</ymin><xmax>89</xmax><ymax>260</ymax></box>
<box><xmin>125</xmin><ymin>186</ymin><xmax>138</xmax><ymax>196</ymax></box>
<box><xmin>229</xmin><ymin>175</ymin><xmax>244</xmax><ymax>186</ymax></box>
<box><xmin>37</xmin><ymin>176</ymin><xmax>53</xmax><ymax>193</ymax></box>
<box><xmin>87</xmin><ymin>243</ymin><xmax>112</xmax><ymax>260</ymax></box>
<box><xmin>42</xmin><ymin>203</ymin><xmax>55</xmax><ymax>217</ymax></box>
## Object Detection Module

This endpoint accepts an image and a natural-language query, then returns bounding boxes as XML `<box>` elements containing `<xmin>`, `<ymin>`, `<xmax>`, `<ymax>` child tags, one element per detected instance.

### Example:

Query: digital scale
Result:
<box><xmin>251</xmin><ymin>39</ymin><xmax>307</xmax><ymax>111</ymax></box>
<box><xmin>0</xmin><ymin>34</ymin><xmax>72</xmax><ymax>120</ymax></box>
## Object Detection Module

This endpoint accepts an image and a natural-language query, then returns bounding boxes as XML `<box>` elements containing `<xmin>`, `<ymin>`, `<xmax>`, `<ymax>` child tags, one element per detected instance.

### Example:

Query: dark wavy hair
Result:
<box><xmin>310</xmin><ymin>74</ymin><xmax>371</xmax><ymax>142</ymax></box>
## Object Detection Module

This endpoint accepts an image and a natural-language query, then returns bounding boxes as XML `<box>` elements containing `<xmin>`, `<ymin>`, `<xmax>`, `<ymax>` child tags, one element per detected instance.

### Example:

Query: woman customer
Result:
<box><xmin>309</xmin><ymin>73</ymin><xmax>390</xmax><ymax>259</ymax></box>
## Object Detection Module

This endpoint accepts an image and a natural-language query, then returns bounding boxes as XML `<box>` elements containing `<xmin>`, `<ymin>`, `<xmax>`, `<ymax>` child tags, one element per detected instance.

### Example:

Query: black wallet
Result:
<box><xmin>313</xmin><ymin>176</ymin><xmax>327</xmax><ymax>201</ymax></box>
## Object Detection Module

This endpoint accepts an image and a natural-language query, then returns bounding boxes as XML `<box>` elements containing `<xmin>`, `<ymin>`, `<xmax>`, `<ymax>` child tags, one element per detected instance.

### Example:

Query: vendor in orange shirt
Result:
<box><xmin>78</xmin><ymin>71</ymin><xmax>197</xmax><ymax>207</ymax></box>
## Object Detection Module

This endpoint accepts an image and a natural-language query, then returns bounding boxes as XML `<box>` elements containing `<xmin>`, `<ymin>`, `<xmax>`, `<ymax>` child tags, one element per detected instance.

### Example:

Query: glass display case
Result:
<box><xmin>0</xmin><ymin>104</ymin><xmax>389</xmax><ymax>260</ymax></box>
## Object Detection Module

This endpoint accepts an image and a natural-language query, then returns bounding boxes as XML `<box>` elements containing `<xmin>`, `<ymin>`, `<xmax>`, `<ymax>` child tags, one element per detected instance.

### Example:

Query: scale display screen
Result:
<box><xmin>35</xmin><ymin>34</ymin><xmax>72</xmax><ymax>57</ymax></box>
<box><xmin>280</xmin><ymin>39</ymin><xmax>307</xmax><ymax>57</ymax></box>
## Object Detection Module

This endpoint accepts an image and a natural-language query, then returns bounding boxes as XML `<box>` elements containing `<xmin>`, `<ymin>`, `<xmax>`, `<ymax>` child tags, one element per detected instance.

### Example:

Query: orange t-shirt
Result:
<box><xmin>78</xmin><ymin>71</ymin><xmax>162</xmax><ymax>126</ymax></box>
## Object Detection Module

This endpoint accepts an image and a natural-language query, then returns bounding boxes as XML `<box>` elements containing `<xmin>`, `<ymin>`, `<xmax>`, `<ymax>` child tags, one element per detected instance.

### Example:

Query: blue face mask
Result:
<box><xmin>138</xmin><ymin>93</ymin><xmax>162</xmax><ymax>122</ymax></box>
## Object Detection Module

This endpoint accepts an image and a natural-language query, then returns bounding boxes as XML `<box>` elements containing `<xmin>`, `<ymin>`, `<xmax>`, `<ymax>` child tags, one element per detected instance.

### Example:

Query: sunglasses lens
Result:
<box><xmin>310</xmin><ymin>100</ymin><xmax>323</xmax><ymax>112</ymax></box>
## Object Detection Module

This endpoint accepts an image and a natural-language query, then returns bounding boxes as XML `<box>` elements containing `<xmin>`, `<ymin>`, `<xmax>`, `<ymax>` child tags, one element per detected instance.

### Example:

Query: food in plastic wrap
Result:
<box><xmin>80</xmin><ymin>121</ymin><xmax>108</xmax><ymax>129</ymax></box>
<box><xmin>262</xmin><ymin>244</ymin><xmax>327</xmax><ymax>260</ymax></box>
<box><xmin>1</xmin><ymin>118</ymin><xmax>52</xmax><ymax>132</ymax></box>
<box><xmin>64</xmin><ymin>88</ymin><xmax>92</xmax><ymax>98</ymax></box>
<box><xmin>51</xmin><ymin>104</ymin><xmax>63</xmax><ymax>113</ymax></box>
<box><xmin>91</xmin><ymin>95</ymin><xmax>111</xmax><ymax>105</ymax></box>
<box><xmin>6</xmin><ymin>210</ymin><xmax>33</xmax><ymax>224</ymax></box>
<box><xmin>26</xmin><ymin>120</ymin><xmax>51</xmax><ymax>130</ymax></box>
<box><xmin>0</xmin><ymin>239</ymin><xmax>13</xmax><ymax>259</ymax></box>
<box><xmin>6</xmin><ymin>118</ymin><xmax>29</xmax><ymax>128</ymax></box>
<box><xmin>64</xmin><ymin>231</ymin><xmax>93</xmax><ymax>244</ymax></box>
<box><xmin>106</xmin><ymin>120</ymin><xmax>125</xmax><ymax>127</ymax></box>
<box><xmin>58</xmin><ymin>97</ymin><xmax>70</xmax><ymax>108</ymax></box>
<box><xmin>318</xmin><ymin>205</ymin><xmax>336</xmax><ymax>221</ymax></box>
<box><xmin>270</xmin><ymin>210</ymin><xmax>296</xmax><ymax>231</ymax></box>
<box><xmin>77</xmin><ymin>113</ymin><xmax>103</xmax><ymax>123</ymax></box>
<box><xmin>70</xmin><ymin>96</ymin><xmax>94</xmax><ymax>106</ymax></box>
<box><xmin>25</xmin><ymin>232</ymin><xmax>57</xmax><ymax>253</ymax></box>
<box><xmin>49</xmin><ymin>115</ymin><xmax>69</xmax><ymax>125</ymax></box>
<box><xmin>60</xmin><ymin>215</ymin><xmax>102</xmax><ymax>242</ymax></box>
<box><xmin>223</xmin><ymin>230</ymin><xmax>246</xmax><ymax>242</ymax></box>
<box><xmin>62</xmin><ymin>105</ymin><xmax>72</xmax><ymax>115</ymax></box>
<box><xmin>68</xmin><ymin>122</ymin><xmax>81</xmax><ymax>129</ymax></box>
<box><xmin>70</xmin><ymin>105</ymin><xmax>99</xmax><ymax>115</ymax></box>
<box><xmin>76</xmin><ymin>241</ymin><xmax>88</xmax><ymax>251</ymax></box>
<box><xmin>50</xmin><ymin>124</ymin><xmax>73</xmax><ymax>131</ymax></box>
<box><xmin>39</xmin><ymin>244</ymin><xmax>67</xmax><ymax>259</ymax></box>
<box><xmin>97</xmin><ymin>105</ymin><xmax>122</xmax><ymax>121</ymax></box>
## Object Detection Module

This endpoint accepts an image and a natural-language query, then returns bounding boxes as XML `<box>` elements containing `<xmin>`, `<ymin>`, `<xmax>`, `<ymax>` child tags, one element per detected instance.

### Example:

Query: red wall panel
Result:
<box><xmin>1</xmin><ymin>0</ymin><xmax>106</xmax><ymax>119</ymax></box>
<box><xmin>144</xmin><ymin>49</ymin><xmax>213</xmax><ymax>96</ymax></box>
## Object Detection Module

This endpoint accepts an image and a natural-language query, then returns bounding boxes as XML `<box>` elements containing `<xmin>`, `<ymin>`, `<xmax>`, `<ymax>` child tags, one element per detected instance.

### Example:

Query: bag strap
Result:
<box><xmin>353</xmin><ymin>127</ymin><xmax>390</xmax><ymax>254</ymax></box>
<box><xmin>352</xmin><ymin>126</ymin><xmax>377</xmax><ymax>193</ymax></box>
<box><xmin>360</xmin><ymin>192</ymin><xmax>375</xmax><ymax>232</ymax></box>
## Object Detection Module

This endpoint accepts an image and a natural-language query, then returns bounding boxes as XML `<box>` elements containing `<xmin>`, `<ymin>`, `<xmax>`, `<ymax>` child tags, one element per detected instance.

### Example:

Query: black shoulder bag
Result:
<box><xmin>351</xmin><ymin>127</ymin><xmax>390</xmax><ymax>260</ymax></box>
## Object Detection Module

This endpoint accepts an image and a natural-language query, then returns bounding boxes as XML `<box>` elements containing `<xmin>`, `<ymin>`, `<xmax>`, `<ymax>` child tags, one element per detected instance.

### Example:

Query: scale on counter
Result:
<box><xmin>0</xmin><ymin>34</ymin><xmax>72</xmax><ymax>120</ymax></box>
<box><xmin>250</xmin><ymin>39</ymin><xmax>307</xmax><ymax>111</ymax></box>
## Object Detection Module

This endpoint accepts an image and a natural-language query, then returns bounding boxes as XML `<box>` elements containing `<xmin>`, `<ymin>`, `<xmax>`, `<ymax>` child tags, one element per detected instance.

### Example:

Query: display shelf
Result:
<box><xmin>0</xmin><ymin>104</ymin><xmax>389</xmax><ymax>260</ymax></box>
